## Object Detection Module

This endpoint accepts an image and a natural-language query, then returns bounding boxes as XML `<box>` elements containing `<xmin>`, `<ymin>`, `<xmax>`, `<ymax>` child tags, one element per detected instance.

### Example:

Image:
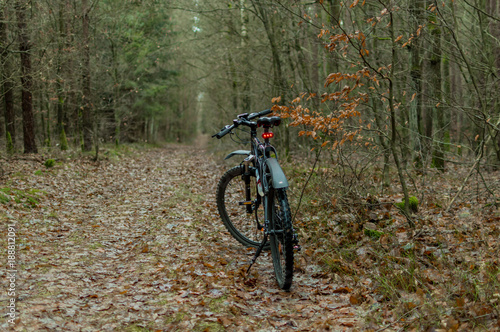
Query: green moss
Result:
<box><xmin>44</xmin><ymin>159</ymin><xmax>56</xmax><ymax>168</ymax></box>
<box><xmin>6</xmin><ymin>131</ymin><xmax>14</xmax><ymax>154</ymax></box>
<box><xmin>395</xmin><ymin>196</ymin><xmax>419</xmax><ymax>212</ymax></box>
<box><xmin>364</xmin><ymin>228</ymin><xmax>384</xmax><ymax>240</ymax></box>
<box><xmin>444</xmin><ymin>131</ymin><xmax>451</xmax><ymax>152</ymax></box>
<box><xmin>60</xmin><ymin>128</ymin><xmax>69</xmax><ymax>151</ymax></box>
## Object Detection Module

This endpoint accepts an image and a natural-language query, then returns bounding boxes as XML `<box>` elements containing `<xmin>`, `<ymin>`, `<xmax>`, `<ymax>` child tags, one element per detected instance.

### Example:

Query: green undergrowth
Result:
<box><xmin>282</xmin><ymin>157</ymin><xmax>500</xmax><ymax>330</ymax></box>
<box><xmin>25</xmin><ymin>142</ymin><xmax>164</xmax><ymax>162</ymax></box>
<box><xmin>44</xmin><ymin>158</ymin><xmax>56</xmax><ymax>168</ymax></box>
<box><xmin>97</xmin><ymin>142</ymin><xmax>164</xmax><ymax>160</ymax></box>
<box><xmin>395</xmin><ymin>196</ymin><xmax>419</xmax><ymax>212</ymax></box>
<box><xmin>0</xmin><ymin>187</ymin><xmax>45</xmax><ymax>208</ymax></box>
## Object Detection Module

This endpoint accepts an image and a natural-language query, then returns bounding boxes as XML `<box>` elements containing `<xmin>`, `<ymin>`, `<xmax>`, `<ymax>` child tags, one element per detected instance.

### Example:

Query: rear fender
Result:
<box><xmin>265</xmin><ymin>158</ymin><xmax>289</xmax><ymax>189</ymax></box>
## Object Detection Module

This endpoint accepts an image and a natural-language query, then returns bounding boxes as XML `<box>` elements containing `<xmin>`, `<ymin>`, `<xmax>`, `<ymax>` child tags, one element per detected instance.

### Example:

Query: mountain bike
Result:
<box><xmin>212</xmin><ymin>109</ymin><xmax>299</xmax><ymax>290</ymax></box>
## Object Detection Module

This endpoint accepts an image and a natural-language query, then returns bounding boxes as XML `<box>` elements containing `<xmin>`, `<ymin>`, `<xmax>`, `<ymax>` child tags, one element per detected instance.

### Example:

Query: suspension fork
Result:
<box><xmin>242</xmin><ymin>155</ymin><xmax>255</xmax><ymax>214</ymax></box>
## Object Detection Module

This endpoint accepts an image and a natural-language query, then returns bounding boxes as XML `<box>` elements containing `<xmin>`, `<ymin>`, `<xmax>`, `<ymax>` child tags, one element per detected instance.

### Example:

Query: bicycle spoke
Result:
<box><xmin>216</xmin><ymin>166</ymin><xmax>267</xmax><ymax>248</ymax></box>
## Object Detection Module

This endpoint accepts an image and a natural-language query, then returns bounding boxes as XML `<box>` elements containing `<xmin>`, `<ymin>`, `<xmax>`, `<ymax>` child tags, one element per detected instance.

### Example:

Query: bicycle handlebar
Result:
<box><xmin>248</xmin><ymin>109</ymin><xmax>272</xmax><ymax>120</ymax></box>
<box><xmin>213</xmin><ymin>125</ymin><xmax>234</xmax><ymax>139</ymax></box>
<box><xmin>212</xmin><ymin>109</ymin><xmax>272</xmax><ymax>139</ymax></box>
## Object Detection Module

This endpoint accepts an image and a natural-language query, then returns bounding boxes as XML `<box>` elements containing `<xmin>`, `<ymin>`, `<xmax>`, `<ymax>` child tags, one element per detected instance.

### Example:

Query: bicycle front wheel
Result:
<box><xmin>216</xmin><ymin>166</ymin><xmax>266</xmax><ymax>248</ymax></box>
<box><xmin>269</xmin><ymin>188</ymin><xmax>294</xmax><ymax>290</ymax></box>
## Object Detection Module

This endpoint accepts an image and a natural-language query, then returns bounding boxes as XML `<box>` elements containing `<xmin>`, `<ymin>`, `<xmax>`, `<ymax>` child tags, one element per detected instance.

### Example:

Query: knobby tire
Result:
<box><xmin>269</xmin><ymin>188</ymin><xmax>294</xmax><ymax>290</ymax></box>
<box><xmin>216</xmin><ymin>166</ymin><xmax>267</xmax><ymax>248</ymax></box>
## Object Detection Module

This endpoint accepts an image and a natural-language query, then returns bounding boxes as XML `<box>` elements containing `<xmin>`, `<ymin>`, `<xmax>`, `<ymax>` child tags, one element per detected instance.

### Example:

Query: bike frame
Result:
<box><xmin>224</xmin><ymin>119</ymin><xmax>289</xmax><ymax>234</ymax></box>
<box><xmin>213</xmin><ymin>110</ymin><xmax>297</xmax><ymax>287</ymax></box>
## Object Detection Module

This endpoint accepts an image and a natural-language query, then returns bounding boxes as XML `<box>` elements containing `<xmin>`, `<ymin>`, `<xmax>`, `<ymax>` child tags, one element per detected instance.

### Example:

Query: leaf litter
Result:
<box><xmin>0</xmin><ymin>145</ymin><xmax>359</xmax><ymax>331</ymax></box>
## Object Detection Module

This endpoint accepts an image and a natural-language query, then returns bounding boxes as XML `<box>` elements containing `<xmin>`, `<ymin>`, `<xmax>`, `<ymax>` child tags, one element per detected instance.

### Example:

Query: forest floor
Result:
<box><xmin>1</xmin><ymin>143</ymin><xmax>361</xmax><ymax>332</ymax></box>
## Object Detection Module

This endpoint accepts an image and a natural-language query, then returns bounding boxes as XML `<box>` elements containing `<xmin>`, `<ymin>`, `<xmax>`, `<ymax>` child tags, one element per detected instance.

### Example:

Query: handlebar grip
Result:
<box><xmin>259</xmin><ymin>109</ymin><xmax>272</xmax><ymax>116</ymax></box>
<box><xmin>248</xmin><ymin>109</ymin><xmax>272</xmax><ymax>120</ymax></box>
<box><xmin>212</xmin><ymin>125</ymin><xmax>233</xmax><ymax>139</ymax></box>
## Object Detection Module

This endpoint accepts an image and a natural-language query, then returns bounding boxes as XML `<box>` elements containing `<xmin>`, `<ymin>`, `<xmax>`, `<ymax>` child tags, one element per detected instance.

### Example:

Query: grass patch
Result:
<box><xmin>164</xmin><ymin>311</ymin><xmax>188</xmax><ymax>325</ymax></box>
<box><xmin>99</xmin><ymin>142</ymin><xmax>164</xmax><ymax>160</ymax></box>
<box><xmin>194</xmin><ymin>321</ymin><xmax>225</xmax><ymax>332</ymax></box>
<box><xmin>207</xmin><ymin>296</ymin><xmax>228</xmax><ymax>314</ymax></box>
<box><xmin>0</xmin><ymin>192</ymin><xmax>10</xmax><ymax>204</ymax></box>
<box><xmin>364</xmin><ymin>228</ymin><xmax>384</xmax><ymax>240</ymax></box>
<box><xmin>88</xmin><ymin>242</ymin><xmax>104</xmax><ymax>249</ymax></box>
<box><xmin>124</xmin><ymin>324</ymin><xmax>153</xmax><ymax>332</ymax></box>
<box><xmin>0</xmin><ymin>187</ymin><xmax>45</xmax><ymax>208</ymax></box>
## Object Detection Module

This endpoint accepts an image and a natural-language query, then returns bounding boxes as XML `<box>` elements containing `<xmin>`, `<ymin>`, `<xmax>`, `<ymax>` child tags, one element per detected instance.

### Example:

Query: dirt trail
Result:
<box><xmin>1</xmin><ymin>145</ymin><xmax>359</xmax><ymax>331</ymax></box>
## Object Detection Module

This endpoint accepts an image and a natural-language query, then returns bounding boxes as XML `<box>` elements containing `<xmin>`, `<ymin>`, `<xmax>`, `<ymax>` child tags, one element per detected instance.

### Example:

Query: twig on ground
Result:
<box><xmin>445</xmin><ymin>148</ymin><xmax>482</xmax><ymax>212</ymax></box>
<box><xmin>375</xmin><ymin>305</ymin><xmax>421</xmax><ymax>332</ymax></box>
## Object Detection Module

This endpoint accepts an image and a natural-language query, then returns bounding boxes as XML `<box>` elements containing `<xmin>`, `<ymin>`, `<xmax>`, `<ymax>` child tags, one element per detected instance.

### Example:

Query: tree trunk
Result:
<box><xmin>310</xmin><ymin>5</ymin><xmax>320</xmax><ymax>111</ymax></box>
<box><xmin>409</xmin><ymin>0</ymin><xmax>425</xmax><ymax>167</ymax></box>
<box><xmin>429</xmin><ymin>12</ymin><xmax>444</xmax><ymax>171</ymax></box>
<box><xmin>240</xmin><ymin>0</ymin><xmax>251</xmax><ymax>112</ymax></box>
<box><xmin>487</xmin><ymin>0</ymin><xmax>500</xmax><ymax>163</ymax></box>
<box><xmin>16</xmin><ymin>0</ymin><xmax>37</xmax><ymax>154</ymax></box>
<box><xmin>110</xmin><ymin>38</ymin><xmax>120</xmax><ymax>145</ymax></box>
<box><xmin>227</xmin><ymin>51</ymin><xmax>239</xmax><ymax>111</ymax></box>
<box><xmin>64</xmin><ymin>0</ymin><xmax>75</xmax><ymax>142</ymax></box>
<box><xmin>252</xmin><ymin>0</ymin><xmax>289</xmax><ymax>155</ymax></box>
<box><xmin>253</xmin><ymin>1</ymin><xmax>286</xmax><ymax>100</ymax></box>
<box><xmin>57</xmin><ymin>0</ymin><xmax>66</xmax><ymax>149</ymax></box>
<box><xmin>1</xmin><ymin>2</ymin><xmax>16</xmax><ymax>146</ymax></box>
<box><xmin>82</xmin><ymin>0</ymin><xmax>93</xmax><ymax>151</ymax></box>
<box><xmin>326</xmin><ymin>0</ymin><xmax>341</xmax><ymax>75</ymax></box>
<box><xmin>389</xmin><ymin>10</ymin><xmax>412</xmax><ymax>226</ymax></box>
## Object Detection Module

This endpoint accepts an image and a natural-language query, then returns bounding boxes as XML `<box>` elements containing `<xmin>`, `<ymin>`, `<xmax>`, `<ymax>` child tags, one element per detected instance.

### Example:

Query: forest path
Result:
<box><xmin>1</xmin><ymin>144</ymin><xmax>359</xmax><ymax>331</ymax></box>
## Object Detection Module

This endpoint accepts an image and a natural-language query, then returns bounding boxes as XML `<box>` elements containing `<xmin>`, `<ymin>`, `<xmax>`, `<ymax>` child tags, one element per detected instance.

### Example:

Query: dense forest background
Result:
<box><xmin>1</xmin><ymin>1</ymin><xmax>500</xmax><ymax>329</ymax></box>
<box><xmin>1</xmin><ymin>0</ymin><xmax>500</xmax><ymax>203</ymax></box>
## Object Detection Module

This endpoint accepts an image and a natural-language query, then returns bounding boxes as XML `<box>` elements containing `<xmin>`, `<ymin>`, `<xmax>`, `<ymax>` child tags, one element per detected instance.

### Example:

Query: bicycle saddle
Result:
<box><xmin>257</xmin><ymin>116</ymin><xmax>281</xmax><ymax>128</ymax></box>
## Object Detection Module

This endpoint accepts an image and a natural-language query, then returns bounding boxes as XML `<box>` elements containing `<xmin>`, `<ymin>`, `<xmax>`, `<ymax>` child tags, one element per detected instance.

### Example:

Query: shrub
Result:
<box><xmin>44</xmin><ymin>159</ymin><xmax>56</xmax><ymax>168</ymax></box>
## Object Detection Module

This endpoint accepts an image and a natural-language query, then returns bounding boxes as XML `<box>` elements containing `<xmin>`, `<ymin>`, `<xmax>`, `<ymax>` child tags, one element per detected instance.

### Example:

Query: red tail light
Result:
<box><xmin>262</xmin><ymin>132</ymin><xmax>274</xmax><ymax>139</ymax></box>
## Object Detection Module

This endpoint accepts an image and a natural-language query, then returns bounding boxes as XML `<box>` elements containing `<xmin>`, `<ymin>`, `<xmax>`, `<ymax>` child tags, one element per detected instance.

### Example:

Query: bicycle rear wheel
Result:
<box><xmin>269</xmin><ymin>188</ymin><xmax>294</xmax><ymax>290</ymax></box>
<box><xmin>216</xmin><ymin>166</ymin><xmax>266</xmax><ymax>248</ymax></box>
